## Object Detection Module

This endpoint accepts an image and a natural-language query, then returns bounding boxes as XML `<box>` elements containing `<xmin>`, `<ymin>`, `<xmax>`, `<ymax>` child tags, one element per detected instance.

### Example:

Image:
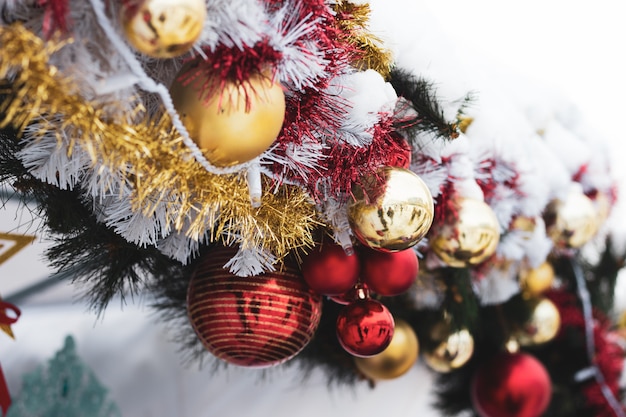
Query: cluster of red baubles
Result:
<box><xmin>300</xmin><ymin>240</ymin><xmax>418</xmax><ymax>298</ymax></box>
<box><xmin>300</xmin><ymin>240</ymin><xmax>418</xmax><ymax>357</ymax></box>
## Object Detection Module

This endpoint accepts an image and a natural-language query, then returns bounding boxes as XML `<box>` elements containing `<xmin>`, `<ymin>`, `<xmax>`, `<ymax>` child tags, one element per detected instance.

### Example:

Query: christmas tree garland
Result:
<box><xmin>1</xmin><ymin>1</ymin><xmax>625</xmax><ymax>416</ymax></box>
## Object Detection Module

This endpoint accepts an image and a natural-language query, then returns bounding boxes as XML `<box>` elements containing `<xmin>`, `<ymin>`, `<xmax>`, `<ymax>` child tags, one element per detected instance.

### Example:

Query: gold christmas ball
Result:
<box><xmin>170</xmin><ymin>61</ymin><xmax>286</xmax><ymax>167</ymax></box>
<box><xmin>510</xmin><ymin>216</ymin><xmax>537</xmax><ymax>234</ymax></box>
<box><xmin>513</xmin><ymin>298</ymin><xmax>561</xmax><ymax>346</ymax></box>
<box><xmin>423</xmin><ymin>327</ymin><xmax>474</xmax><ymax>373</ymax></box>
<box><xmin>544</xmin><ymin>188</ymin><xmax>599</xmax><ymax>249</ymax></box>
<box><xmin>519</xmin><ymin>262</ymin><xmax>555</xmax><ymax>297</ymax></box>
<box><xmin>430</xmin><ymin>198</ymin><xmax>500</xmax><ymax>268</ymax></box>
<box><xmin>348</xmin><ymin>167</ymin><xmax>434</xmax><ymax>252</ymax></box>
<box><xmin>354</xmin><ymin>319</ymin><xmax>419</xmax><ymax>380</ymax></box>
<box><xmin>121</xmin><ymin>0</ymin><xmax>206</xmax><ymax>58</ymax></box>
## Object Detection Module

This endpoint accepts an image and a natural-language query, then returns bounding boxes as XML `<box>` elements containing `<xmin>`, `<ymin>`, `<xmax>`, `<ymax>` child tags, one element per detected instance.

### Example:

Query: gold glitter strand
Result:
<box><xmin>0</xmin><ymin>23</ymin><xmax>318</xmax><ymax>262</ymax></box>
<box><xmin>0</xmin><ymin>26</ymin><xmax>72</xmax><ymax>131</ymax></box>
<box><xmin>332</xmin><ymin>1</ymin><xmax>394</xmax><ymax>79</ymax></box>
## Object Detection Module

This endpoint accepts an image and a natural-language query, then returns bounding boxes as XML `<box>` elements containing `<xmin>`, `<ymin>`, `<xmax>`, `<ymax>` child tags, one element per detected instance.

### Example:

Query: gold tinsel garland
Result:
<box><xmin>0</xmin><ymin>23</ymin><xmax>318</xmax><ymax>262</ymax></box>
<box><xmin>332</xmin><ymin>1</ymin><xmax>393</xmax><ymax>79</ymax></box>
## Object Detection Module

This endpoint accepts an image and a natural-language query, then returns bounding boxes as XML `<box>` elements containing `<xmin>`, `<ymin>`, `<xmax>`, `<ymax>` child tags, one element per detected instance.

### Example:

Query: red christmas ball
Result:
<box><xmin>336</xmin><ymin>298</ymin><xmax>395</xmax><ymax>357</ymax></box>
<box><xmin>300</xmin><ymin>241</ymin><xmax>360</xmax><ymax>296</ymax></box>
<box><xmin>187</xmin><ymin>246</ymin><xmax>323</xmax><ymax>367</ymax></box>
<box><xmin>359</xmin><ymin>247</ymin><xmax>418</xmax><ymax>296</ymax></box>
<box><xmin>471</xmin><ymin>352</ymin><xmax>552</xmax><ymax>417</ymax></box>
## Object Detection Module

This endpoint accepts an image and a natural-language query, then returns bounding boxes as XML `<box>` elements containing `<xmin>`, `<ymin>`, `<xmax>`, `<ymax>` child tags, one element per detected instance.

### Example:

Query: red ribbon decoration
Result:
<box><xmin>0</xmin><ymin>302</ymin><xmax>20</xmax><ymax>326</ymax></box>
<box><xmin>0</xmin><ymin>301</ymin><xmax>21</xmax><ymax>417</ymax></box>
<box><xmin>0</xmin><ymin>366</ymin><xmax>9</xmax><ymax>417</ymax></box>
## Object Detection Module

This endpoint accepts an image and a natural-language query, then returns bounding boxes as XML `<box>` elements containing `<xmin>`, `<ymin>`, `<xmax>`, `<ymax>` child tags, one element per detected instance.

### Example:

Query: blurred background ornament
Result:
<box><xmin>187</xmin><ymin>246</ymin><xmax>322</xmax><ymax>367</ymax></box>
<box><xmin>544</xmin><ymin>187</ymin><xmax>599</xmax><ymax>249</ymax></box>
<box><xmin>471</xmin><ymin>351</ymin><xmax>552</xmax><ymax>417</ymax></box>
<box><xmin>120</xmin><ymin>0</ymin><xmax>206</xmax><ymax>58</ymax></box>
<box><xmin>170</xmin><ymin>61</ymin><xmax>286</xmax><ymax>167</ymax></box>
<box><xmin>519</xmin><ymin>261</ymin><xmax>555</xmax><ymax>298</ymax></box>
<box><xmin>422</xmin><ymin>318</ymin><xmax>474</xmax><ymax>373</ymax></box>
<box><xmin>511</xmin><ymin>297</ymin><xmax>560</xmax><ymax>346</ymax></box>
<box><xmin>348</xmin><ymin>167</ymin><xmax>434</xmax><ymax>252</ymax></box>
<box><xmin>336</xmin><ymin>286</ymin><xmax>395</xmax><ymax>357</ymax></box>
<box><xmin>354</xmin><ymin>319</ymin><xmax>419</xmax><ymax>380</ymax></box>
<box><xmin>359</xmin><ymin>247</ymin><xmax>419</xmax><ymax>296</ymax></box>
<box><xmin>430</xmin><ymin>198</ymin><xmax>500</xmax><ymax>268</ymax></box>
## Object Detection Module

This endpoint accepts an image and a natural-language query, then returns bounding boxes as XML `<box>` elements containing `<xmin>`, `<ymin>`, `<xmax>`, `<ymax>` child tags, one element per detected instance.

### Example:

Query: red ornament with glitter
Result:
<box><xmin>187</xmin><ymin>246</ymin><xmax>323</xmax><ymax>368</ymax></box>
<box><xmin>336</xmin><ymin>286</ymin><xmax>395</xmax><ymax>357</ymax></box>
<box><xmin>301</xmin><ymin>241</ymin><xmax>360</xmax><ymax>296</ymax></box>
<box><xmin>359</xmin><ymin>247</ymin><xmax>418</xmax><ymax>296</ymax></box>
<box><xmin>471</xmin><ymin>352</ymin><xmax>552</xmax><ymax>417</ymax></box>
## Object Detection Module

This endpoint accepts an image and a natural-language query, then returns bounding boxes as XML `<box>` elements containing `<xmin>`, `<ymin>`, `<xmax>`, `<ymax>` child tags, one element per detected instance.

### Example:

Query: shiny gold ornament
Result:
<box><xmin>354</xmin><ymin>319</ymin><xmax>419</xmax><ymax>380</ymax></box>
<box><xmin>348</xmin><ymin>167</ymin><xmax>434</xmax><ymax>252</ymax></box>
<box><xmin>423</xmin><ymin>325</ymin><xmax>474</xmax><ymax>373</ymax></box>
<box><xmin>519</xmin><ymin>262</ymin><xmax>555</xmax><ymax>297</ymax></box>
<box><xmin>121</xmin><ymin>0</ymin><xmax>206</xmax><ymax>58</ymax></box>
<box><xmin>544</xmin><ymin>189</ymin><xmax>599</xmax><ymax>249</ymax></box>
<box><xmin>430</xmin><ymin>198</ymin><xmax>500</xmax><ymax>267</ymax></box>
<box><xmin>170</xmin><ymin>61</ymin><xmax>286</xmax><ymax>167</ymax></box>
<box><xmin>513</xmin><ymin>298</ymin><xmax>561</xmax><ymax>346</ymax></box>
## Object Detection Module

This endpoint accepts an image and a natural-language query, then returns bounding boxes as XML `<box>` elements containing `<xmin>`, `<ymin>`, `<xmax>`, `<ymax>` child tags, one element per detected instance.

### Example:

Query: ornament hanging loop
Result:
<box><xmin>336</xmin><ymin>229</ymin><xmax>355</xmax><ymax>256</ymax></box>
<box><xmin>246</xmin><ymin>163</ymin><xmax>263</xmax><ymax>207</ymax></box>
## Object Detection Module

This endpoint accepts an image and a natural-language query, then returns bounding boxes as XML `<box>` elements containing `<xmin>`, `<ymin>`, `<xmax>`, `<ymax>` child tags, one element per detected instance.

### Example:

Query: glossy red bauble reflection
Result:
<box><xmin>336</xmin><ymin>298</ymin><xmax>395</xmax><ymax>357</ymax></box>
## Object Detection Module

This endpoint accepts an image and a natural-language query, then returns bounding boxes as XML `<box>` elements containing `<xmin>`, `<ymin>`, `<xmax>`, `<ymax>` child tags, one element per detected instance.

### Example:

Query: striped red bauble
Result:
<box><xmin>187</xmin><ymin>245</ymin><xmax>323</xmax><ymax>367</ymax></box>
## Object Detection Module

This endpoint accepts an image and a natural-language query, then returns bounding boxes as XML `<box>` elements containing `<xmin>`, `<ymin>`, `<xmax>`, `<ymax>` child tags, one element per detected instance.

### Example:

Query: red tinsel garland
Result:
<box><xmin>413</xmin><ymin>154</ymin><xmax>461</xmax><ymax>228</ymax></box>
<box><xmin>176</xmin><ymin>40</ymin><xmax>284</xmax><ymax>112</ymax></box>
<box><xmin>475</xmin><ymin>157</ymin><xmax>522</xmax><ymax>204</ymax></box>
<box><xmin>298</xmin><ymin>113</ymin><xmax>410</xmax><ymax>201</ymax></box>
<box><xmin>38</xmin><ymin>0</ymin><xmax>71</xmax><ymax>38</ymax></box>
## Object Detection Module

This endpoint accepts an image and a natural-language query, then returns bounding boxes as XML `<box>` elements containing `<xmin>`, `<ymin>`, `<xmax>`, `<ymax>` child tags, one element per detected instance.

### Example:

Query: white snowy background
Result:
<box><xmin>1</xmin><ymin>1</ymin><xmax>626</xmax><ymax>416</ymax></box>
